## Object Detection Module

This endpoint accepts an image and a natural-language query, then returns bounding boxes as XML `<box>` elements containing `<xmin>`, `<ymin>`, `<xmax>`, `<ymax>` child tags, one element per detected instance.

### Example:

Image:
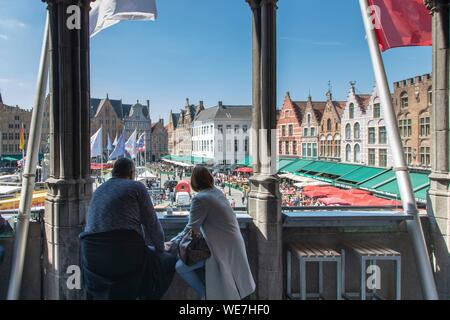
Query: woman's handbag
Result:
<box><xmin>178</xmin><ymin>229</ymin><xmax>211</xmax><ymax>266</ymax></box>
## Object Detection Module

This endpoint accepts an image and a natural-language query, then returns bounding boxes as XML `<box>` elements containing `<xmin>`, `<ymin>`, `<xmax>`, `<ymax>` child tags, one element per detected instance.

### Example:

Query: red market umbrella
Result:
<box><xmin>303</xmin><ymin>190</ymin><xmax>329</xmax><ymax>199</ymax></box>
<box><xmin>175</xmin><ymin>180</ymin><xmax>191</xmax><ymax>193</ymax></box>
<box><xmin>347</xmin><ymin>189</ymin><xmax>372</xmax><ymax>195</ymax></box>
<box><xmin>318</xmin><ymin>197</ymin><xmax>351</xmax><ymax>206</ymax></box>
<box><xmin>90</xmin><ymin>163</ymin><xmax>113</xmax><ymax>170</ymax></box>
<box><xmin>235</xmin><ymin>167</ymin><xmax>253</xmax><ymax>173</ymax></box>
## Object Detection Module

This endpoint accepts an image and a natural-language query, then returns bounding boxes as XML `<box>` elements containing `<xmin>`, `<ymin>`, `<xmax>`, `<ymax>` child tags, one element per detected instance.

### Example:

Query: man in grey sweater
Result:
<box><xmin>81</xmin><ymin>158</ymin><xmax>175</xmax><ymax>299</ymax></box>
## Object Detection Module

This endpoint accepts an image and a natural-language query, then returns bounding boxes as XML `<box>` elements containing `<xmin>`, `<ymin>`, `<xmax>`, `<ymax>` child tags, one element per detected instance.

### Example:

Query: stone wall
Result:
<box><xmin>0</xmin><ymin>217</ymin><xmax>439</xmax><ymax>300</ymax></box>
<box><xmin>0</xmin><ymin>221</ymin><xmax>42</xmax><ymax>300</ymax></box>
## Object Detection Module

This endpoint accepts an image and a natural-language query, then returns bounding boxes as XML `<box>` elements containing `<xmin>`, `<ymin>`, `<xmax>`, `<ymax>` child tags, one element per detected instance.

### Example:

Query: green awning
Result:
<box><xmin>281</xmin><ymin>159</ymin><xmax>314</xmax><ymax>173</ymax></box>
<box><xmin>359</xmin><ymin>170</ymin><xmax>396</xmax><ymax>189</ymax></box>
<box><xmin>414</xmin><ymin>186</ymin><xmax>430</xmax><ymax>203</ymax></box>
<box><xmin>300</xmin><ymin>161</ymin><xmax>336</xmax><ymax>174</ymax></box>
<box><xmin>318</xmin><ymin>163</ymin><xmax>361</xmax><ymax>176</ymax></box>
<box><xmin>373</xmin><ymin>171</ymin><xmax>430</xmax><ymax>200</ymax></box>
<box><xmin>338</xmin><ymin>166</ymin><xmax>386</xmax><ymax>184</ymax></box>
<box><xmin>0</xmin><ymin>154</ymin><xmax>44</xmax><ymax>162</ymax></box>
<box><xmin>0</xmin><ymin>156</ymin><xmax>19</xmax><ymax>162</ymax></box>
<box><xmin>277</xmin><ymin>158</ymin><xmax>296</xmax><ymax>171</ymax></box>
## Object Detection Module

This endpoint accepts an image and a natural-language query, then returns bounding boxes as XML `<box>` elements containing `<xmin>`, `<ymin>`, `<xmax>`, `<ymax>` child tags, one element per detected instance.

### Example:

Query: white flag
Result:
<box><xmin>107</xmin><ymin>134</ymin><xmax>114</xmax><ymax>153</ymax></box>
<box><xmin>90</xmin><ymin>0</ymin><xmax>157</xmax><ymax>37</ymax></box>
<box><xmin>109</xmin><ymin>130</ymin><xmax>126</xmax><ymax>160</ymax></box>
<box><xmin>125</xmin><ymin>129</ymin><xmax>138</xmax><ymax>159</ymax></box>
<box><xmin>90</xmin><ymin>127</ymin><xmax>103</xmax><ymax>158</ymax></box>
<box><xmin>112</xmin><ymin>133</ymin><xmax>118</xmax><ymax>147</ymax></box>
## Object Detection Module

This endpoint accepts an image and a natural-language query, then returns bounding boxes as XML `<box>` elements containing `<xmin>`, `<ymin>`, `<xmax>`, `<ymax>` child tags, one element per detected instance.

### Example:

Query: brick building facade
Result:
<box><xmin>151</xmin><ymin>119</ymin><xmax>168</xmax><ymax>161</ymax></box>
<box><xmin>393</xmin><ymin>74</ymin><xmax>432</xmax><ymax>169</ymax></box>
<box><xmin>168</xmin><ymin>99</ymin><xmax>204</xmax><ymax>156</ymax></box>
<box><xmin>318</xmin><ymin>91</ymin><xmax>345</xmax><ymax>162</ymax></box>
<box><xmin>299</xmin><ymin>96</ymin><xmax>326</xmax><ymax>159</ymax></box>
<box><xmin>277</xmin><ymin>92</ymin><xmax>304</xmax><ymax>157</ymax></box>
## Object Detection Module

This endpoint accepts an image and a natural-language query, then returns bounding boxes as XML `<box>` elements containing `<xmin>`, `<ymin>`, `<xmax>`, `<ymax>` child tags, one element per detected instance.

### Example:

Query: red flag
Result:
<box><xmin>367</xmin><ymin>0</ymin><xmax>432</xmax><ymax>51</ymax></box>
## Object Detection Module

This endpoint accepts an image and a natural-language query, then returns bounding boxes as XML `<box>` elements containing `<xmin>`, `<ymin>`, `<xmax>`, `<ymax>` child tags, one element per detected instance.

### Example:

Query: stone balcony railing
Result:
<box><xmin>0</xmin><ymin>207</ymin><xmax>433</xmax><ymax>300</ymax></box>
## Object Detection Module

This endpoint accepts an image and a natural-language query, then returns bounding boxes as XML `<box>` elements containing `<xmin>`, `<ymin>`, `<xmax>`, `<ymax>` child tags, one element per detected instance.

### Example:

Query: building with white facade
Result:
<box><xmin>341</xmin><ymin>82</ymin><xmax>393</xmax><ymax>168</ymax></box>
<box><xmin>192</xmin><ymin>102</ymin><xmax>251</xmax><ymax>166</ymax></box>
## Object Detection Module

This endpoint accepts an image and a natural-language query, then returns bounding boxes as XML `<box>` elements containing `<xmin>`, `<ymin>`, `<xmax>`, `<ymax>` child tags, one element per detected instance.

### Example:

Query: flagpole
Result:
<box><xmin>101</xmin><ymin>126</ymin><xmax>104</xmax><ymax>182</ymax></box>
<box><xmin>8</xmin><ymin>13</ymin><xmax>50</xmax><ymax>300</ymax></box>
<box><xmin>359</xmin><ymin>0</ymin><xmax>438</xmax><ymax>300</ymax></box>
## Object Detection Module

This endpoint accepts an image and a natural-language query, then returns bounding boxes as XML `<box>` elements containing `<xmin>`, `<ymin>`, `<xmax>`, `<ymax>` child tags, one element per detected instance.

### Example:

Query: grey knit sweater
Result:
<box><xmin>84</xmin><ymin>177</ymin><xmax>165</xmax><ymax>251</ymax></box>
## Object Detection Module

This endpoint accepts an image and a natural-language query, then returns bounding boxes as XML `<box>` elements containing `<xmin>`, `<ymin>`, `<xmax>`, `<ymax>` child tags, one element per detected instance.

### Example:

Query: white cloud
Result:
<box><xmin>0</xmin><ymin>19</ymin><xmax>26</xmax><ymax>29</ymax></box>
<box><xmin>0</xmin><ymin>34</ymin><xmax>8</xmax><ymax>40</ymax></box>
<box><xmin>0</xmin><ymin>78</ymin><xmax>26</xmax><ymax>87</ymax></box>
<box><xmin>312</xmin><ymin>41</ymin><xmax>345</xmax><ymax>47</ymax></box>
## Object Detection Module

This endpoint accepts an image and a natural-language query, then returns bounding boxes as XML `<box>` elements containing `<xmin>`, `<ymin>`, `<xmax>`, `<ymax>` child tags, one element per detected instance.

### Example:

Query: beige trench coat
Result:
<box><xmin>174</xmin><ymin>187</ymin><xmax>255</xmax><ymax>300</ymax></box>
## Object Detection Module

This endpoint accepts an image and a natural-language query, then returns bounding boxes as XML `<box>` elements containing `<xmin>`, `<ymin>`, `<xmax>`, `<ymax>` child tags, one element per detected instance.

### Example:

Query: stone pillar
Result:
<box><xmin>43</xmin><ymin>0</ymin><xmax>93</xmax><ymax>299</ymax></box>
<box><xmin>426</xmin><ymin>0</ymin><xmax>450</xmax><ymax>300</ymax></box>
<box><xmin>246</xmin><ymin>0</ymin><xmax>282</xmax><ymax>300</ymax></box>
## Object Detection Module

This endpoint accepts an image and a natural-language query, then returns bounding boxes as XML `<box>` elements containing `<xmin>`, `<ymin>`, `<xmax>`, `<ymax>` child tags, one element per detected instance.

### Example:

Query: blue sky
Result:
<box><xmin>0</xmin><ymin>0</ymin><xmax>431</xmax><ymax>122</ymax></box>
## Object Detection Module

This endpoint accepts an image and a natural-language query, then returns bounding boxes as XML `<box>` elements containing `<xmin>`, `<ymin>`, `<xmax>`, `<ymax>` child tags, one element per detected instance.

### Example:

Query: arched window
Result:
<box><xmin>349</xmin><ymin>103</ymin><xmax>355</xmax><ymax>119</ymax></box>
<box><xmin>354</xmin><ymin>122</ymin><xmax>360</xmax><ymax>140</ymax></box>
<box><xmin>345</xmin><ymin>124</ymin><xmax>351</xmax><ymax>140</ymax></box>
<box><xmin>327</xmin><ymin>135</ymin><xmax>333</xmax><ymax>156</ymax></box>
<box><xmin>354</xmin><ymin>144</ymin><xmax>361</xmax><ymax>163</ymax></box>
<box><xmin>327</xmin><ymin>119</ymin><xmax>332</xmax><ymax>131</ymax></box>
<box><xmin>346</xmin><ymin>144</ymin><xmax>352</xmax><ymax>162</ymax></box>
<box><xmin>401</xmin><ymin>92</ymin><xmax>409</xmax><ymax>109</ymax></box>
<box><xmin>335</xmin><ymin>139</ymin><xmax>341</xmax><ymax>157</ymax></box>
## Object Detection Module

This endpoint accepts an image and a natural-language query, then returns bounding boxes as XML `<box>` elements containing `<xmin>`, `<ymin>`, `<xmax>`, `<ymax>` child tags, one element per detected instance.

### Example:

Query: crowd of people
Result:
<box><xmin>279</xmin><ymin>182</ymin><xmax>324</xmax><ymax>207</ymax></box>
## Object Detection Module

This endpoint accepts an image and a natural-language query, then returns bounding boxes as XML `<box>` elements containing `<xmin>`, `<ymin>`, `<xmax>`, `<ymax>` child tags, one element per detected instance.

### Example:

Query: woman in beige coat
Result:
<box><xmin>169</xmin><ymin>166</ymin><xmax>255</xmax><ymax>300</ymax></box>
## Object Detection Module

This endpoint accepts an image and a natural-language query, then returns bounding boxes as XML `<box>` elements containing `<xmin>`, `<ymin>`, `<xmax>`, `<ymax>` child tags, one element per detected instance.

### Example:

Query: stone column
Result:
<box><xmin>426</xmin><ymin>0</ymin><xmax>450</xmax><ymax>300</ymax></box>
<box><xmin>246</xmin><ymin>0</ymin><xmax>282</xmax><ymax>300</ymax></box>
<box><xmin>43</xmin><ymin>0</ymin><xmax>93</xmax><ymax>299</ymax></box>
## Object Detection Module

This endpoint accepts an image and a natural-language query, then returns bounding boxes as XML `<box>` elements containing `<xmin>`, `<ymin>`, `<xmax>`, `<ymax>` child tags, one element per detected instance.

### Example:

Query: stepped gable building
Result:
<box><xmin>151</xmin><ymin>118</ymin><xmax>168</xmax><ymax>162</ymax></box>
<box><xmin>277</xmin><ymin>92</ymin><xmax>305</xmax><ymax>158</ymax></box>
<box><xmin>393</xmin><ymin>74</ymin><xmax>432</xmax><ymax>169</ymax></box>
<box><xmin>169</xmin><ymin>98</ymin><xmax>204</xmax><ymax>156</ymax></box>
<box><xmin>299</xmin><ymin>95</ymin><xmax>327</xmax><ymax>159</ymax></box>
<box><xmin>318</xmin><ymin>91</ymin><xmax>346</xmax><ymax>162</ymax></box>
<box><xmin>89</xmin><ymin>95</ymin><xmax>125</xmax><ymax>146</ymax></box>
<box><xmin>167</xmin><ymin>110</ymin><xmax>180</xmax><ymax>155</ymax></box>
<box><xmin>341</xmin><ymin>82</ymin><xmax>371</xmax><ymax>165</ymax></box>
<box><xmin>341</xmin><ymin>82</ymin><xmax>392</xmax><ymax>167</ymax></box>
